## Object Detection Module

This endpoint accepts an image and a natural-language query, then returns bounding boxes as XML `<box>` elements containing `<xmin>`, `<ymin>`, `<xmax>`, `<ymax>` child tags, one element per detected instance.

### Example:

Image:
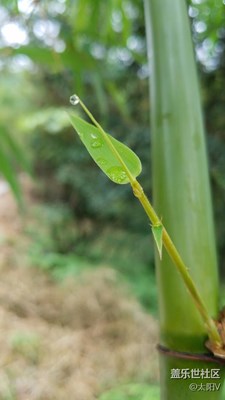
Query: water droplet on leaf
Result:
<box><xmin>107</xmin><ymin>166</ymin><xmax>127</xmax><ymax>183</ymax></box>
<box><xmin>70</xmin><ymin>94</ymin><xmax>80</xmax><ymax>105</ymax></box>
<box><xmin>91</xmin><ymin>133</ymin><xmax>98</xmax><ymax>139</ymax></box>
<box><xmin>91</xmin><ymin>138</ymin><xmax>103</xmax><ymax>148</ymax></box>
<box><xmin>97</xmin><ymin>157</ymin><xmax>107</xmax><ymax>166</ymax></box>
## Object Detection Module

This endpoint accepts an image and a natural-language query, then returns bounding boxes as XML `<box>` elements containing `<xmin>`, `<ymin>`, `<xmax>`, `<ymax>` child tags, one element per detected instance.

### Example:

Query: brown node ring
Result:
<box><xmin>157</xmin><ymin>344</ymin><xmax>225</xmax><ymax>365</ymax></box>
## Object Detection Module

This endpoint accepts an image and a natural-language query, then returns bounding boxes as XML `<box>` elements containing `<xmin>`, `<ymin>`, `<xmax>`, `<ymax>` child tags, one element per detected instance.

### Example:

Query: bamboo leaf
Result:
<box><xmin>0</xmin><ymin>144</ymin><xmax>21</xmax><ymax>204</ymax></box>
<box><xmin>0</xmin><ymin>126</ymin><xmax>31</xmax><ymax>175</ymax></box>
<box><xmin>68</xmin><ymin>113</ymin><xmax>142</xmax><ymax>185</ymax></box>
<box><xmin>151</xmin><ymin>223</ymin><xmax>163</xmax><ymax>260</ymax></box>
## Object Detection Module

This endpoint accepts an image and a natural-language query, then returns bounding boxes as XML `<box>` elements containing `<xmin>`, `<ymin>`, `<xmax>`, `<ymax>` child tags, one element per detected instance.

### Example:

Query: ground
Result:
<box><xmin>0</xmin><ymin>176</ymin><xmax>159</xmax><ymax>400</ymax></box>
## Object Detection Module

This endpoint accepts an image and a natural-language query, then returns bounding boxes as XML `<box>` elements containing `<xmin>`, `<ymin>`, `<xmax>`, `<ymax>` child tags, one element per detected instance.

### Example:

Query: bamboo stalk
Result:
<box><xmin>144</xmin><ymin>0</ymin><xmax>224</xmax><ymax>398</ymax></box>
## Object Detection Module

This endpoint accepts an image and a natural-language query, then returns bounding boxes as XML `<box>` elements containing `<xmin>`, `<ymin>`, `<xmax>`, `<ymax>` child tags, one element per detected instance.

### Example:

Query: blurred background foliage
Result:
<box><xmin>0</xmin><ymin>0</ymin><xmax>224</xmax><ymax>313</ymax></box>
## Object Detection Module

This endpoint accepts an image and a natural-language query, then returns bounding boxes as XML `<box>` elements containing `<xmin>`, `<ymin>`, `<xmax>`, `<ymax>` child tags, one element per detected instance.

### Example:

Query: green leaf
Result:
<box><xmin>0</xmin><ymin>126</ymin><xmax>31</xmax><ymax>175</ymax></box>
<box><xmin>68</xmin><ymin>113</ymin><xmax>142</xmax><ymax>185</ymax></box>
<box><xmin>151</xmin><ymin>223</ymin><xmax>163</xmax><ymax>260</ymax></box>
<box><xmin>0</xmin><ymin>144</ymin><xmax>21</xmax><ymax>204</ymax></box>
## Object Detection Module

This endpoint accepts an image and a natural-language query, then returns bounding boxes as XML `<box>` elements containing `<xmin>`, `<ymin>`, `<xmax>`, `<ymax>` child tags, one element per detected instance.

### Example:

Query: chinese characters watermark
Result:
<box><xmin>189</xmin><ymin>383</ymin><xmax>221</xmax><ymax>392</ymax></box>
<box><xmin>170</xmin><ymin>368</ymin><xmax>221</xmax><ymax>392</ymax></box>
<box><xmin>170</xmin><ymin>368</ymin><xmax>220</xmax><ymax>379</ymax></box>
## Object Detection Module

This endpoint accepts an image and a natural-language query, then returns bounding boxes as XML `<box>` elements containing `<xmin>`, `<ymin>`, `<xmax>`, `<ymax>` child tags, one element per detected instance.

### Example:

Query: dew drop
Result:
<box><xmin>107</xmin><ymin>166</ymin><xmax>127</xmax><ymax>184</ymax></box>
<box><xmin>91</xmin><ymin>138</ymin><xmax>103</xmax><ymax>148</ymax></box>
<box><xmin>70</xmin><ymin>94</ymin><xmax>80</xmax><ymax>106</ymax></box>
<box><xmin>91</xmin><ymin>133</ymin><xmax>98</xmax><ymax>139</ymax></box>
<box><xmin>97</xmin><ymin>157</ymin><xmax>107</xmax><ymax>167</ymax></box>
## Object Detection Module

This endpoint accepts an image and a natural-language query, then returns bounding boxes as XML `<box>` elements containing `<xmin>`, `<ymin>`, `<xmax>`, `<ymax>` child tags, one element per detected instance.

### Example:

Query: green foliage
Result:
<box><xmin>20</xmin><ymin>108</ymin><xmax>70</xmax><ymax>134</ymax></box>
<box><xmin>26</xmin><ymin>202</ymin><xmax>157</xmax><ymax>313</ymax></box>
<box><xmin>0</xmin><ymin>125</ymin><xmax>31</xmax><ymax>204</ymax></box>
<box><xmin>69</xmin><ymin>111</ymin><xmax>142</xmax><ymax>184</ymax></box>
<box><xmin>0</xmin><ymin>0</ymin><xmax>150</xmax><ymax>228</ymax></box>
<box><xmin>27</xmin><ymin>203</ymin><xmax>78</xmax><ymax>255</ymax></box>
<box><xmin>98</xmin><ymin>383</ymin><xmax>160</xmax><ymax>400</ymax></box>
<box><xmin>188</xmin><ymin>0</ymin><xmax>225</xmax><ymax>71</ymax></box>
<box><xmin>0</xmin><ymin>66</ymin><xmax>35</xmax><ymax>203</ymax></box>
<box><xmin>0</xmin><ymin>71</ymin><xmax>32</xmax><ymax>203</ymax></box>
<box><xmin>0</xmin><ymin>131</ymin><xmax>21</xmax><ymax>203</ymax></box>
<box><xmin>0</xmin><ymin>0</ymin><xmax>146</xmax><ymax>115</ymax></box>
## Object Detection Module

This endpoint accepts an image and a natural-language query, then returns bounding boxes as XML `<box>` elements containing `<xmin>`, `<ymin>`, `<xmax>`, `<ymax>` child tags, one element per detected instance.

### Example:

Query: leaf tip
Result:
<box><xmin>151</xmin><ymin>223</ymin><xmax>163</xmax><ymax>260</ymax></box>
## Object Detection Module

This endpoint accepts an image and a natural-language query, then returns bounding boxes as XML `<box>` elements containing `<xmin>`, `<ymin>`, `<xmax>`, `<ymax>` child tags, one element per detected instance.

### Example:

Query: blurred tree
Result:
<box><xmin>0</xmin><ymin>0</ymin><xmax>151</xmax><ymax>229</ymax></box>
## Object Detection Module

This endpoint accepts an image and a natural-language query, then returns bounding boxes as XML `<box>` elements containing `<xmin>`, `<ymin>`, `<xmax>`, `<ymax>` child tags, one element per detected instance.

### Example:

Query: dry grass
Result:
<box><xmin>0</xmin><ymin>177</ymin><xmax>159</xmax><ymax>400</ymax></box>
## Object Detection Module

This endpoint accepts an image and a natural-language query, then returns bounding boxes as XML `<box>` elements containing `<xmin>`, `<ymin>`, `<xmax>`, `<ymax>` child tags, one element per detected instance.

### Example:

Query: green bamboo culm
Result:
<box><xmin>144</xmin><ymin>0</ymin><xmax>225</xmax><ymax>398</ymax></box>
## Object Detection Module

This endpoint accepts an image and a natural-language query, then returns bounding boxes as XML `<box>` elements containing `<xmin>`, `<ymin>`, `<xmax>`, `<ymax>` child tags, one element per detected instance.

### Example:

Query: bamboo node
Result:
<box><xmin>205</xmin><ymin>307</ymin><xmax>225</xmax><ymax>359</ymax></box>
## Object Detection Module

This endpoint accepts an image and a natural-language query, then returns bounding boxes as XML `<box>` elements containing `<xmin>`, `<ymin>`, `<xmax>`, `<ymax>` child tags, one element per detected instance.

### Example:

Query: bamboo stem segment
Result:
<box><xmin>131</xmin><ymin>179</ymin><xmax>222</xmax><ymax>348</ymax></box>
<box><xmin>144</xmin><ymin>0</ymin><xmax>220</xmax><ymax>353</ymax></box>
